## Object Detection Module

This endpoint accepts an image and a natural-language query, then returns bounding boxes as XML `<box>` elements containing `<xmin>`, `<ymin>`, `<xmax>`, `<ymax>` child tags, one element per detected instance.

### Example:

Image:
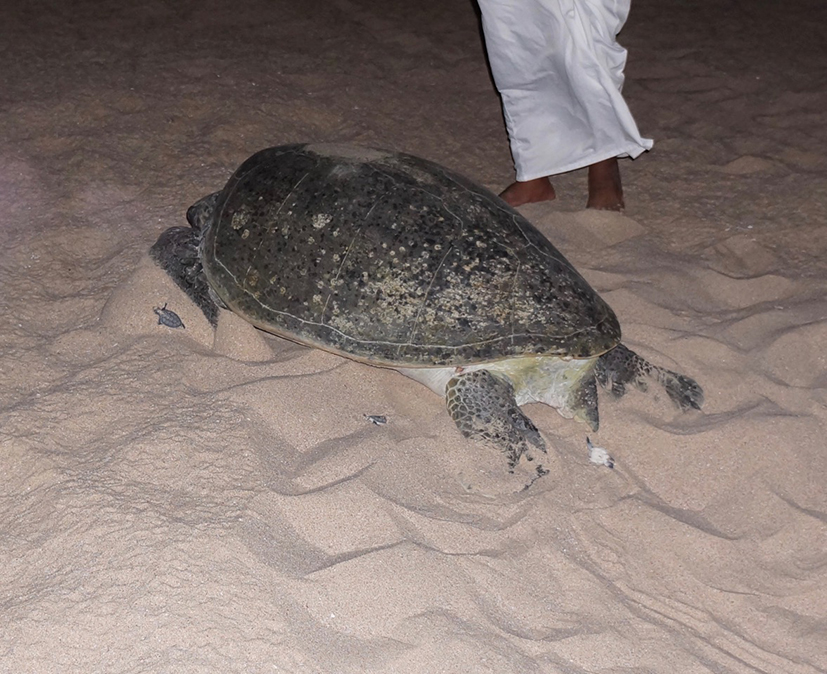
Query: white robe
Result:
<box><xmin>478</xmin><ymin>0</ymin><xmax>652</xmax><ymax>181</ymax></box>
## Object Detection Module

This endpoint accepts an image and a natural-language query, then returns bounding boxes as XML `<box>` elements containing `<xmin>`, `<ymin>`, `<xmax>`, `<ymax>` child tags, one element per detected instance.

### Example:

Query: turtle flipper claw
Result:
<box><xmin>659</xmin><ymin>370</ymin><xmax>704</xmax><ymax>411</ymax></box>
<box><xmin>446</xmin><ymin>369</ymin><xmax>546</xmax><ymax>471</ymax></box>
<box><xmin>596</xmin><ymin>343</ymin><xmax>704</xmax><ymax>412</ymax></box>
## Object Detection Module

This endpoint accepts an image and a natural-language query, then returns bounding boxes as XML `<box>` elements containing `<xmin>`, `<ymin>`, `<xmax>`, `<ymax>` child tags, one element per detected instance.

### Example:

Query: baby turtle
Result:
<box><xmin>154</xmin><ymin>303</ymin><xmax>185</xmax><ymax>329</ymax></box>
<box><xmin>150</xmin><ymin>143</ymin><xmax>703</xmax><ymax>471</ymax></box>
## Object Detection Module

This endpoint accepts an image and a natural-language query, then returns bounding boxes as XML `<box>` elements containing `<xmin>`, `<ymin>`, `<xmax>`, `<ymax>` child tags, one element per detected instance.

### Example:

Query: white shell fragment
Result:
<box><xmin>586</xmin><ymin>437</ymin><xmax>614</xmax><ymax>469</ymax></box>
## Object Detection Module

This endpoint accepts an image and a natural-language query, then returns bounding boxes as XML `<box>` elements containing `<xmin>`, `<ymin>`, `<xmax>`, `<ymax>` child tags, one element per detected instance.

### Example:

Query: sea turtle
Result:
<box><xmin>153</xmin><ymin>303</ymin><xmax>185</xmax><ymax>329</ymax></box>
<box><xmin>150</xmin><ymin>143</ymin><xmax>703</xmax><ymax>471</ymax></box>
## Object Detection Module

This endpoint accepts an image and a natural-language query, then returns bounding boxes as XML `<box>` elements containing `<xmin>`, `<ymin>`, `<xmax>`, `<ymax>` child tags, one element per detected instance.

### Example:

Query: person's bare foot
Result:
<box><xmin>587</xmin><ymin>157</ymin><xmax>624</xmax><ymax>211</ymax></box>
<box><xmin>499</xmin><ymin>177</ymin><xmax>556</xmax><ymax>207</ymax></box>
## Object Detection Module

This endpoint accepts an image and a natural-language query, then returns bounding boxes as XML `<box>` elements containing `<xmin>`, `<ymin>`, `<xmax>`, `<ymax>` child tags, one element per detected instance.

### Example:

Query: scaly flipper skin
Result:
<box><xmin>149</xmin><ymin>226</ymin><xmax>220</xmax><ymax>326</ymax></box>
<box><xmin>446</xmin><ymin>369</ymin><xmax>546</xmax><ymax>471</ymax></box>
<box><xmin>570</xmin><ymin>372</ymin><xmax>600</xmax><ymax>431</ymax></box>
<box><xmin>595</xmin><ymin>343</ymin><xmax>704</xmax><ymax>411</ymax></box>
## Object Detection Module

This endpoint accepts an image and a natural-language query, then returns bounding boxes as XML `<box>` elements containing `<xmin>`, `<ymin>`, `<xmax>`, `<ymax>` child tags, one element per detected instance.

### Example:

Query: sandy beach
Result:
<box><xmin>1</xmin><ymin>0</ymin><xmax>825</xmax><ymax>671</ymax></box>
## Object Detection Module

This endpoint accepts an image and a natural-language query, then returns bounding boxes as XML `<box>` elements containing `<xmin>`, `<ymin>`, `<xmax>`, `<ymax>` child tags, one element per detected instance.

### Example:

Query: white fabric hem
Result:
<box><xmin>514</xmin><ymin>140</ymin><xmax>652</xmax><ymax>182</ymax></box>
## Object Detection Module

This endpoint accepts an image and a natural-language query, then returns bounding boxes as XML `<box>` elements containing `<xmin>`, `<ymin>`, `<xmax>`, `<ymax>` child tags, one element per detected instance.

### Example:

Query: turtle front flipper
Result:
<box><xmin>595</xmin><ymin>343</ymin><xmax>704</xmax><ymax>411</ymax></box>
<box><xmin>149</xmin><ymin>226</ymin><xmax>220</xmax><ymax>326</ymax></box>
<box><xmin>446</xmin><ymin>369</ymin><xmax>547</xmax><ymax>472</ymax></box>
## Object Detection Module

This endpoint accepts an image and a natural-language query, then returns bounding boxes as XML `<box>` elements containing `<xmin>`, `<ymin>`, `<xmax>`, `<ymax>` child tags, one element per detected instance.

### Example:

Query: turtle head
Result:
<box><xmin>186</xmin><ymin>191</ymin><xmax>222</xmax><ymax>231</ymax></box>
<box><xmin>149</xmin><ymin>219</ymin><xmax>220</xmax><ymax>326</ymax></box>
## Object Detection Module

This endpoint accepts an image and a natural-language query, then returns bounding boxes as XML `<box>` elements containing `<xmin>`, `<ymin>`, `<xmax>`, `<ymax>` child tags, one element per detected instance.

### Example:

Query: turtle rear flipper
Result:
<box><xmin>149</xmin><ymin>226</ymin><xmax>220</xmax><ymax>326</ymax></box>
<box><xmin>446</xmin><ymin>369</ymin><xmax>547</xmax><ymax>472</ymax></box>
<box><xmin>596</xmin><ymin>343</ymin><xmax>704</xmax><ymax>411</ymax></box>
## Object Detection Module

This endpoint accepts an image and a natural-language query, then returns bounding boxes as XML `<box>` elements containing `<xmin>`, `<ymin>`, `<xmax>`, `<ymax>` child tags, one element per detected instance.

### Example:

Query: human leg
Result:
<box><xmin>587</xmin><ymin>157</ymin><xmax>624</xmax><ymax>211</ymax></box>
<box><xmin>478</xmin><ymin>0</ymin><xmax>649</xmax><ymax>206</ymax></box>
